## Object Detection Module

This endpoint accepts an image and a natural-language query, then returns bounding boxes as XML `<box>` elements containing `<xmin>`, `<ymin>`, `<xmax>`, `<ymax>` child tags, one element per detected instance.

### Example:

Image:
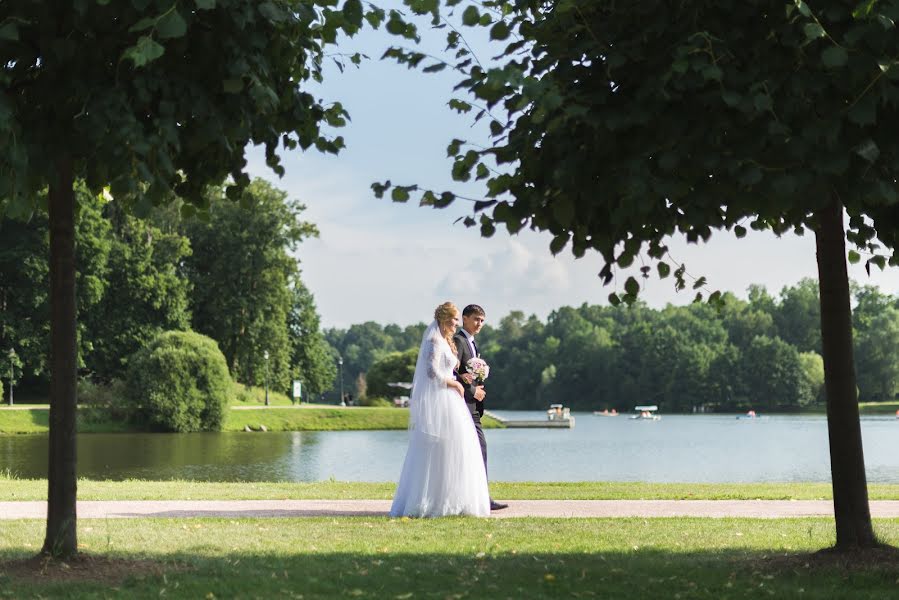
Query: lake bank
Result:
<box><xmin>0</xmin><ymin>405</ymin><xmax>504</xmax><ymax>435</ymax></box>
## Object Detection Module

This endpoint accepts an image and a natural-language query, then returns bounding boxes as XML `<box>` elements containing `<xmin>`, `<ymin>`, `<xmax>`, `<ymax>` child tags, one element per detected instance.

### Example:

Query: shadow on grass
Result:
<box><xmin>1</xmin><ymin>548</ymin><xmax>898</xmax><ymax>599</ymax></box>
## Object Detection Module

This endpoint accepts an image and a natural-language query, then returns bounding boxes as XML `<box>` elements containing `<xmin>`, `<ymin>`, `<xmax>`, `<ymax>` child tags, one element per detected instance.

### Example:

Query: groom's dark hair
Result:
<box><xmin>462</xmin><ymin>304</ymin><xmax>485</xmax><ymax>318</ymax></box>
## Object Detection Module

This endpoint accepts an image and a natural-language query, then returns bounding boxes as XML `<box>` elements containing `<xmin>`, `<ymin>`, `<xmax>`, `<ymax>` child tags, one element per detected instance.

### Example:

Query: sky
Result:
<box><xmin>246</xmin><ymin>4</ymin><xmax>899</xmax><ymax>330</ymax></box>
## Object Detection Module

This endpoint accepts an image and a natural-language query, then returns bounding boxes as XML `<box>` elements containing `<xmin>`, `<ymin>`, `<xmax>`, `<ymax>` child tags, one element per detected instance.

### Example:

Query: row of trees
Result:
<box><xmin>0</xmin><ymin>179</ymin><xmax>336</xmax><ymax>399</ymax></box>
<box><xmin>328</xmin><ymin>280</ymin><xmax>899</xmax><ymax>412</ymax></box>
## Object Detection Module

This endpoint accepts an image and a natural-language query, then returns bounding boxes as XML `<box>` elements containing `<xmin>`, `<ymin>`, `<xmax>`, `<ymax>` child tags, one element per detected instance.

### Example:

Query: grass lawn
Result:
<box><xmin>6</xmin><ymin>478</ymin><xmax>899</xmax><ymax>502</ymax></box>
<box><xmin>2</xmin><ymin>517</ymin><xmax>899</xmax><ymax>598</ymax></box>
<box><xmin>0</xmin><ymin>404</ymin><xmax>503</xmax><ymax>434</ymax></box>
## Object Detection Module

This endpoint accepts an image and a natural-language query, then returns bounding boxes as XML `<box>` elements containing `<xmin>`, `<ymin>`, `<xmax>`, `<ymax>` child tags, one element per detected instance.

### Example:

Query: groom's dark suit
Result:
<box><xmin>454</xmin><ymin>330</ymin><xmax>488</xmax><ymax>476</ymax></box>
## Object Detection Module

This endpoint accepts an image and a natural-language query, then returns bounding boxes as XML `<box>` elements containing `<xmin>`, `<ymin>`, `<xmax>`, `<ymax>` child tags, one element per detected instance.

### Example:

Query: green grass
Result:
<box><xmin>0</xmin><ymin>404</ymin><xmax>503</xmax><ymax>434</ymax></box>
<box><xmin>223</xmin><ymin>405</ymin><xmax>503</xmax><ymax>432</ymax></box>
<box><xmin>2</xmin><ymin>517</ymin><xmax>899</xmax><ymax>598</ymax></box>
<box><xmin>6</xmin><ymin>478</ymin><xmax>899</xmax><ymax>502</ymax></box>
<box><xmin>859</xmin><ymin>401</ymin><xmax>899</xmax><ymax>415</ymax></box>
<box><xmin>0</xmin><ymin>408</ymin><xmax>137</xmax><ymax>435</ymax></box>
<box><xmin>230</xmin><ymin>382</ymin><xmax>295</xmax><ymax>406</ymax></box>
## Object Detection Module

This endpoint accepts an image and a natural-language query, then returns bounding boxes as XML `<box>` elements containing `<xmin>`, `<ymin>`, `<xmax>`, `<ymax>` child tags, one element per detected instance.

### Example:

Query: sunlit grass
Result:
<box><xmin>5</xmin><ymin>478</ymin><xmax>899</xmax><ymax>502</ymax></box>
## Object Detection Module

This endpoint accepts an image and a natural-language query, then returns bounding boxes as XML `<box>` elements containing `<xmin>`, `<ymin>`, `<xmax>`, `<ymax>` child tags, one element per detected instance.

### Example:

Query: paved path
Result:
<box><xmin>4</xmin><ymin>499</ymin><xmax>899</xmax><ymax>519</ymax></box>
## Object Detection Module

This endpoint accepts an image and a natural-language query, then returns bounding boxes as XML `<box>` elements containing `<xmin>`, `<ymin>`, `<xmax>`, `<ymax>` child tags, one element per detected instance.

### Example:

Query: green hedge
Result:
<box><xmin>125</xmin><ymin>330</ymin><xmax>231</xmax><ymax>432</ymax></box>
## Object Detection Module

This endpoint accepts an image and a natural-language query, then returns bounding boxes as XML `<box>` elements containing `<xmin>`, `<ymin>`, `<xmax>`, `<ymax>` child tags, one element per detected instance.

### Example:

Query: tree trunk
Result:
<box><xmin>42</xmin><ymin>155</ymin><xmax>78</xmax><ymax>558</ymax></box>
<box><xmin>814</xmin><ymin>197</ymin><xmax>876</xmax><ymax>549</ymax></box>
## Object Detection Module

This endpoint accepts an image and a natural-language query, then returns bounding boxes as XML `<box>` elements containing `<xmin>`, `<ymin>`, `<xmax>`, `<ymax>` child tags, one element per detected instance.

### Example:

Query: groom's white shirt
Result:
<box><xmin>459</xmin><ymin>328</ymin><xmax>477</xmax><ymax>359</ymax></box>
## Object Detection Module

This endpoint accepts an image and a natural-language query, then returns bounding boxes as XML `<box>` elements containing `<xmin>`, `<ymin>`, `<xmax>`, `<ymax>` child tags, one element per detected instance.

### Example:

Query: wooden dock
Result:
<box><xmin>484</xmin><ymin>410</ymin><xmax>575</xmax><ymax>429</ymax></box>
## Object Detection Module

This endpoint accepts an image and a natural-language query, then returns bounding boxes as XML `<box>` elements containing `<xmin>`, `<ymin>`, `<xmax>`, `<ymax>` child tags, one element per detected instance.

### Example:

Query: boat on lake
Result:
<box><xmin>593</xmin><ymin>408</ymin><xmax>619</xmax><ymax>417</ymax></box>
<box><xmin>547</xmin><ymin>403</ymin><xmax>572</xmax><ymax>421</ymax></box>
<box><xmin>630</xmin><ymin>405</ymin><xmax>661</xmax><ymax>421</ymax></box>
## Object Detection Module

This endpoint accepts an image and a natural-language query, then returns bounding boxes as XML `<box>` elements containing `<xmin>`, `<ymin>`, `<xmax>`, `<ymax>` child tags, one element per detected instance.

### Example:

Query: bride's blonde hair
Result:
<box><xmin>434</xmin><ymin>301</ymin><xmax>459</xmax><ymax>351</ymax></box>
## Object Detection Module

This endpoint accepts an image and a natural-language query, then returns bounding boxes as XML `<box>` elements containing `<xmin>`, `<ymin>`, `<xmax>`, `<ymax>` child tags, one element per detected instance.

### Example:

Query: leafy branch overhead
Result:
<box><xmin>375</xmin><ymin>0</ymin><xmax>899</xmax><ymax>303</ymax></box>
<box><xmin>0</xmin><ymin>0</ymin><xmax>420</xmax><ymax>220</ymax></box>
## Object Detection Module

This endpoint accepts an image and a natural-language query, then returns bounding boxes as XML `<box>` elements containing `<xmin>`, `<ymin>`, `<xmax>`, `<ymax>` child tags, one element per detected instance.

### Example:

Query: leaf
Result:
<box><xmin>549</xmin><ymin>233</ymin><xmax>569</xmax><ymax>255</ymax></box>
<box><xmin>128</xmin><ymin>17</ymin><xmax>157</xmax><ymax>33</ymax></box>
<box><xmin>157</xmin><ymin>9</ymin><xmax>188</xmax><ymax>39</ymax></box>
<box><xmin>847</xmin><ymin>250</ymin><xmax>861</xmax><ymax>264</ymax></box>
<box><xmin>124</xmin><ymin>36</ymin><xmax>165</xmax><ymax>67</ymax></box>
<box><xmin>657</xmin><ymin>262</ymin><xmax>671</xmax><ymax>278</ymax></box>
<box><xmin>608</xmin><ymin>293</ymin><xmax>621</xmax><ymax>306</ymax></box>
<box><xmin>490</xmin><ymin>21</ymin><xmax>511</xmax><ymax>41</ymax></box>
<box><xmin>391</xmin><ymin>187</ymin><xmax>410</xmax><ymax>202</ymax></box>
<box><xmin>624</xmin><ymin>276</ymin><xmax>640</xmax><ymax>296</ymax></box>
<box><xmin>821</xmin><ymin>46</ymin><xmax>848</xmax><ymax>68</ymax></box>
<box><xmin>803</xmin><ymin>22</ymin><xmax>826</xmax><ymax>41</ymax></box>
<box><xmin>734</xmin><ymin>225</ymin><xmax>747</xmax><ymax>238</ymax></box>
<box><xmin>854</xmin><ymin>139</ymin><xmax>880</xmax><ymax>163</ymax></box>
<box><xmin>462</xmin><ymin>6</ymin><xmax>480</xmax><ymax>26</ymax></box>
<box><xmin>342</xmin><ymin>0</ymin><xmax>363</xmax><ymax>25</ymax></box>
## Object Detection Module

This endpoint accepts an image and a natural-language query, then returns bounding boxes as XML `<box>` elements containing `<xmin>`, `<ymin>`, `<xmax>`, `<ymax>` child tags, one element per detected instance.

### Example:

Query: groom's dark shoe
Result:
<box><xmin>490</xmin><ymin>500</ymin><xmax>508</xmax><ymax>511</ymax></box>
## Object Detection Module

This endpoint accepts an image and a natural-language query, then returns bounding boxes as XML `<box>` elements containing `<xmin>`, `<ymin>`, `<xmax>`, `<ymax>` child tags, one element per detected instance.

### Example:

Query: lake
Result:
<box><xmin>2</xmin><ymin>412</ymin><xmax>899</xmax><ymax>483</ymax></box>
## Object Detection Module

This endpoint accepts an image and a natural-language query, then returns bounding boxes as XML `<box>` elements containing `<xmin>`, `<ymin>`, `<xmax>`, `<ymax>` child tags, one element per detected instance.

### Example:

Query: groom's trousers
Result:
<box><xmin>469</xmin><ymin>406</ymin><xmax>488</xmax><ymax>478</ymax></box>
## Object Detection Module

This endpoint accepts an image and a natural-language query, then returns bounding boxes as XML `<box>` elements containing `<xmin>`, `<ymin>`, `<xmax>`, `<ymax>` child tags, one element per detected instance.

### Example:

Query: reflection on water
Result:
<box><xmin>2</xmin><ymin>414</ymin><xmax>899</xmax><ymax>483</ymax></box>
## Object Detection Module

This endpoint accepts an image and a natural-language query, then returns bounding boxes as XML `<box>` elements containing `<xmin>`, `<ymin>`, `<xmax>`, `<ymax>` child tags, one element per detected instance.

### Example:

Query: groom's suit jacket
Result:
<box><xmin>453</xmin><ymin>330</ymin><xmax>483</xmax><ymax>417</ymax></box>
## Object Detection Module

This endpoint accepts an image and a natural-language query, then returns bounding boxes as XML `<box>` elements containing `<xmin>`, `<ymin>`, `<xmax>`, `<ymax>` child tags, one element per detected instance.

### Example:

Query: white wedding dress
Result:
<box><xmin>390</xmin><ymin>321</ymin><xmax>490</xmax><ymax>517</ymax></box>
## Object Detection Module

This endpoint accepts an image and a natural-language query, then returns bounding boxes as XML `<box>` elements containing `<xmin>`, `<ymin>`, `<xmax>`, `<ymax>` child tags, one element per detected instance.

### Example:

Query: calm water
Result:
<box><xmin>2</xmin><ymin>412</ymin><xmax>899</xmax><ymax>483</ymax></box>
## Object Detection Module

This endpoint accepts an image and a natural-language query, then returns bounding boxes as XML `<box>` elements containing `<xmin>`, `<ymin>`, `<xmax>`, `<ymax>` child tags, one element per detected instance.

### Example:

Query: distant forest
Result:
<box><xmin>325</xmin><ymin>280</ymin><xmax>899</xmax><ymax>412</ymax></box>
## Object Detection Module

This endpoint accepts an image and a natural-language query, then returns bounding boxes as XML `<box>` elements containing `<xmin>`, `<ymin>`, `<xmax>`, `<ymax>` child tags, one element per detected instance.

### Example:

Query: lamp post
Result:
<box><xmin>7</xmin><ymin>349</ymin><xmax>13</xmax><ymax>406</ymax></box>
<box><xmin>338</xmin><ymin>356</ymin><xmax>344</xmax><ymax>406</ymax></box>
<box><xmin>263</xmin><ymin>350</ymin><xmax>270</xmax><ymax>406</ymax></box>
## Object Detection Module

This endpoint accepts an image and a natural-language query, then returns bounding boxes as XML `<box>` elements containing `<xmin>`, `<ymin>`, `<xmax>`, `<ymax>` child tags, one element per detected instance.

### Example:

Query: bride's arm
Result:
<box><xmin>426</xmin><ymin>338</ymin><xmax>464</xmax><ymax>396</ymax></box>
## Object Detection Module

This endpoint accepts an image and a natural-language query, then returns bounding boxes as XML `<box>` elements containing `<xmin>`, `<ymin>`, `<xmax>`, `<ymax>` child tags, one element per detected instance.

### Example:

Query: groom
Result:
<box><xmin>454</xmin><ymin>304</ymin><xmax>508</xmax><ymax>511</ymax></box>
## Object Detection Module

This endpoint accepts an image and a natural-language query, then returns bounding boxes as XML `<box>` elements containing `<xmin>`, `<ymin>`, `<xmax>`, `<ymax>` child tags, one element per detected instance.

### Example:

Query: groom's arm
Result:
<box><xmin>453</xmin><ymin>336</ymin><xmax>478</xmax><ymax>402</ymax></box>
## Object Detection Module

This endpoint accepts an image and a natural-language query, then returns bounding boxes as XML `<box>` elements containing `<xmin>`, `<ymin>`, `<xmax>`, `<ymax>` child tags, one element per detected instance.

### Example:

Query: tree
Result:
<box><xmin>287</xmin><ymin>278</ymin><xmax>337</xmax><ymax>397</ymax></box>
<box><xmin>81</xmin><ymin>203</ymin><xmax>192</xmax><ymax>382</ymax></box>
<box><xmin>0</xmin><ymin>185</ymin><xmax>111</xmax><ymax>386</ymax></box>
<box><xmin>742</xmin><ymin>335</ymin><xmax>805</xmax><ymax>411</ymax></box>
<box><xmin>854</xmin><ymin>306</ymin><xmax>899</xmax><ymax>402</ymax></box>
<box><xmin>384</xmin><ymin>0</ymin><xmax>899</xmax><ymax>549</ymax></box>
<box><xmin>775</xmin><ymin>279</ymin><xmax>822</xmax><ymax>353</ymax></box>
<box><xmin>183</xmin><ymin>179</ymin><xmax>317</xmax><ymax>393</ymax></box>
<box><xmin>0</xmin><ymin>0</ymin><xmax>387</xmax><ymax>557</ymax></box>
<box><xmin>366</xmin><ymin>349</ymin><xmax>417</xmax><ymax>399</ymax></box>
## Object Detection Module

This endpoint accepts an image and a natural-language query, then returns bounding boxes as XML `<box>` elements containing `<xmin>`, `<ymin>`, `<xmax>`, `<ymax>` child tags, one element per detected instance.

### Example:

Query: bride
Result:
<box><xmin>390</xmin><ymin>302</ymin><xmax>490</xmax><ymax>517</ymax></box>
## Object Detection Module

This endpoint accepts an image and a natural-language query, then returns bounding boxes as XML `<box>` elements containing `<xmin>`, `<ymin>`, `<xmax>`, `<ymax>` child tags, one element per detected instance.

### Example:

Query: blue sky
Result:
<box><xmin>247</xmin><ymin>4</ymin><xmax>899</xmax><ymax>329</ymax></box>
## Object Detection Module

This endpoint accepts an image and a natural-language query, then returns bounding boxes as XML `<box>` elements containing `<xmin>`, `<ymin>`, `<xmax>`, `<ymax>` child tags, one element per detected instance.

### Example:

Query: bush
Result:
<box><xmin>125</xmin><ymin>330</ymin><xmax>231</xmax><ymax>432</ymax></box>
<box><xmin>360</xmin><ymin>396</ymin><xmax>393</xmax><ymax>408</ymax></box>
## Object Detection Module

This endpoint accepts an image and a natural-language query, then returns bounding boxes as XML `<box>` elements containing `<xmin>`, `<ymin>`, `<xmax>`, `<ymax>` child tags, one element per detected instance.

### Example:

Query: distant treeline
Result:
<box><xmin>326</xmin><ymin>281</ymin><xmax>899</xmax><ymax>412</ymax></box>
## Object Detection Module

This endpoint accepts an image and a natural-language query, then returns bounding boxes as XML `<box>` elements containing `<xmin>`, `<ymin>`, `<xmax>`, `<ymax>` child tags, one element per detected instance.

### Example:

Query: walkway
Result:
<box><xmin>4</xmin><ymin>499</ymin><xmax>899</xmax><ymax>519</ymax></box>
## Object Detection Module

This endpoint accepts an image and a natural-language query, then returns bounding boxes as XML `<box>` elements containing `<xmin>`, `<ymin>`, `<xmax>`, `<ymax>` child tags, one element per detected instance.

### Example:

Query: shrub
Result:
<box><xmin>360</xmin><ymin>396</ymin><xmax>393</xmax><ymax>408</ymax></box>
<box><xmin>125</xmin><ymin>330</ymin><xmax>231</xmax><ymax>432</ymax></box>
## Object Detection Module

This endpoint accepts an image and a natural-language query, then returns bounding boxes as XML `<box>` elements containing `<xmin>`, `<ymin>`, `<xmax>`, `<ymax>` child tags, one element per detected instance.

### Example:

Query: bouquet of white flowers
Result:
<box><xmin>466</xmin><ymin>357</ymin><xmax>490</xmax><ymax>384</ymax></box>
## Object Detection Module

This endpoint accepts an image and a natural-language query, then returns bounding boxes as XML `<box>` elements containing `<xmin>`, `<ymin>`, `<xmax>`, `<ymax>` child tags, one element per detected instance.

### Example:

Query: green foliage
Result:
<box><xmin>0</xmin><ymin>184</ymin><xmax>111</xmax><ymax>383</ymax></box>
<box><xmin>360</xmin><ymin>395</ymin><xmax>393</xmax><ymax>408</ymax></box>
<box><xmin>287</xmin><ymin>279</ymin><xmax>337</xmax><ymax>397</ymax></box>
<box><xmin>81</xmin><ymin>201</ymin><xmax>192</xmax><ymax>381</ymax></box>
<box><xmin>182</xmin><ymin>180</ymin><xmax>318</xmax><ymax>394</ymax></box>
<box><xmin>385</xmin><ymin>0</ymin><xmax>899</xmax><ymax>291</ymax></box>
<box><xmin>0</xmin><ymin>0</ymin><xmax>392</xmax><ymax>216</ymax></box>
<box><xmin>125</xmin><ymin>330</ymin><xmax>231</xmax><ymax>432</ymax></box>
<box><xmin>366</xmin><ymin>349</ymin><xmax>417</xmax><ymax>398</ymax></box>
